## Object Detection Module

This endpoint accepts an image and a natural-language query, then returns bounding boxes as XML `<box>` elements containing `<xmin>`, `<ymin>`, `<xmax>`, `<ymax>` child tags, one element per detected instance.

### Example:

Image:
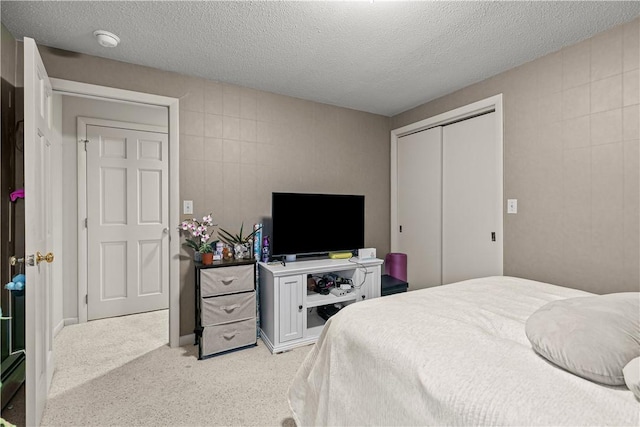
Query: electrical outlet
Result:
<box><xmin>507</xmin><ymin>199</ymin><xmax>517</xmax><ymax>214</ymax></box>
<box><xmin>183</xmin><ymin>200</ymin><xmax>193</xmax><ymax>215</ymax></box>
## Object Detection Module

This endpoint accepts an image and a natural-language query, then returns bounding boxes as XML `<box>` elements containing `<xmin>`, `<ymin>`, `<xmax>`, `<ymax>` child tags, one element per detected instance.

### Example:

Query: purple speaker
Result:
<box><xmin>385</xmin><ymin>253</ymin><xmax>407</xmax><ymax>282</ymax></box>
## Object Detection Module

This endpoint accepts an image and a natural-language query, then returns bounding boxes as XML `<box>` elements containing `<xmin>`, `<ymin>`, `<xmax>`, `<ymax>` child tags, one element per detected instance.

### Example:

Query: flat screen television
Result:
<box><xmin>271</xmin><ymin>192</ymin><xmax>364</xmax><ymax>259</ymax></box>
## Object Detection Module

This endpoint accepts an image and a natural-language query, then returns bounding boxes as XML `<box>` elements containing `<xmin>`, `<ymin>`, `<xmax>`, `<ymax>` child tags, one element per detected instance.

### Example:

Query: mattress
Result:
<box><xmin>288</xmin><ymin>276</ymin><xmax>639</xmax><ymax>426</ymax></box>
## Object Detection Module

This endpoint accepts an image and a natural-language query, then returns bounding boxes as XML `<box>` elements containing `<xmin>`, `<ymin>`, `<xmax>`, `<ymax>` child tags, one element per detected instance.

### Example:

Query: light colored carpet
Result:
<box><xmin>41</xmin><ymin>310</ymin><xmax>311</xmax><ymax>426</ymax></box>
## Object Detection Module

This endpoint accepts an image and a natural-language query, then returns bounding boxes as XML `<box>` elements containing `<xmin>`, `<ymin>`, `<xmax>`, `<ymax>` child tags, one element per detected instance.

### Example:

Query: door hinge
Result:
<box><xmin>85</xmin><ymin>294</ymin><xmax>88</xmax><ymax>304</ymax></box>
<box><xmin>84</xmin><ymin>218</ymin><xmax>88</xmax><ymax>228</ymax></box>
<box><xmin>491</xmin><ymin>232</ymin><xmax>496</xmax><ymax>242</ymax></box>
<box><xmin>399</xmin><ymin>225</ymin><xmax>403</xmax><ymax>232</ymax></box>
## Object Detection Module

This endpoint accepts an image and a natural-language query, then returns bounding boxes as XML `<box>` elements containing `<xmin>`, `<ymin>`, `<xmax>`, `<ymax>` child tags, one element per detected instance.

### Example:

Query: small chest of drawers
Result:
<box><xmin>195</xmin><ymin>259</ymin><xmax>257</xmax><ymax>359</ymax></box>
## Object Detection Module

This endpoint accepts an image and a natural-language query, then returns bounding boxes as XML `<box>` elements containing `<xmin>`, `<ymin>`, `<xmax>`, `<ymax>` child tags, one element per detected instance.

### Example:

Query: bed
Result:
<box><xmin>288</xmin><ymin>276</ymin><xmax>639</xmax><ymax>426</ymax></box>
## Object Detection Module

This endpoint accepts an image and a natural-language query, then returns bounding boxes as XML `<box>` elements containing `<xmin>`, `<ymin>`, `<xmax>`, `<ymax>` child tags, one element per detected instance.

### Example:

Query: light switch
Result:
<box><xmin>183</xmin><ymin>200</ymin><xmax>193</xmax><ymax>215</ymax></box>
<box><xmin>507</xmin><ymin>199</ymin><xmax>517</xmax><ymax>214</ymax></box>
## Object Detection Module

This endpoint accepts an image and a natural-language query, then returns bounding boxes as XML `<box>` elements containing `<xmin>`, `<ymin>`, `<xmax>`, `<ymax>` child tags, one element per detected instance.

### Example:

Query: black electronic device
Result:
<box><xmin>271</xmin><ymin>192</ymin><xmax>365</xmax><ymax>259</ymax></box>
<box><xmin>317</xmin><ymin>304</ymin><xmax>343</xmax><ymax>321</ymax></box>
<box><xmin>316</xmin><ymin>274</ymin><xmax>336</xmax><ymax>295</ymax></box>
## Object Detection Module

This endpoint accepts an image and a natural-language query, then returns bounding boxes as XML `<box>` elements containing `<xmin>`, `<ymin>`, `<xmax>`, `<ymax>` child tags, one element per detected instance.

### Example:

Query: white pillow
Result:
<box><xmin>525</xmin><ymin>292</ymin><xmax>640</xmax><ymax>386</ymax></box>
<box><xmin>624</xmin><ymin>357</ymin><xmax>640</xmax><ymax>399</ymax></box>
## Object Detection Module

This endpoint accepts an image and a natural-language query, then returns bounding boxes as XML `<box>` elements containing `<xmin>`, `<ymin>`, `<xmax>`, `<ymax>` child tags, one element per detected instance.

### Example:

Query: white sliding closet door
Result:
<box><xmin>397</xmin><ymin>127</ymin><xmax>442</xmax><ymax>289</ymax></box>
<box><xmin>442</xmin><ymin>112</ymin><xmax>502</xmax><ymax>284</ymax></box>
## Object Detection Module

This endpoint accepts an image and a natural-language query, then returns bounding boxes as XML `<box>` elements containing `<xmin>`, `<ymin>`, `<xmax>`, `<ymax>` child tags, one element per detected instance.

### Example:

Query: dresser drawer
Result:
<box><xmin>201</xmin><ymin>291</ymin><xmax>255</xmax><ymax>327</ymax></box>
<box><xmin>200</xmin><ymin>264</ymin><xmax>254</xmax><ymax>297</ymax></box>
<box><xmin>201</xmin><ymin>318</ymin><xmax>256</xmax><ymax>356</ymax></box>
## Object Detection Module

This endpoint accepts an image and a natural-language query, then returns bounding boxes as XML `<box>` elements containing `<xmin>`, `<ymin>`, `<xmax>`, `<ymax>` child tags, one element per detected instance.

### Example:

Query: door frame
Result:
<box><xmin>390</xmin><ymin>94</ymin><xmax>504</xmax><ymax>271</ymax></box>
<box><xmin>51</xmin><ymin>78</ymin><xmax>181</xmax><ymax>348</ymax></box>
<box><xmin>79</xmin><ymin>117</ymin><xmax>169</xmax><ymax>321</ymax></box>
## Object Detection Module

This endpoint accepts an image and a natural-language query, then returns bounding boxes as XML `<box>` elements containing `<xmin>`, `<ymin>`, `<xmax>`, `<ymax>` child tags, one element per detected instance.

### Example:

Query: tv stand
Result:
<box><xmin>258</xmin><ymin>257</ymin><xmax>383</xmax><ymax>354</ymax></box>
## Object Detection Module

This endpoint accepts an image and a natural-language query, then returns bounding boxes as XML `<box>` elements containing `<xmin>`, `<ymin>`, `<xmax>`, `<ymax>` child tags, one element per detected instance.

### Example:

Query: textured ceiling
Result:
<box><xmin>2</xmin><ymin>1</ymin><xmax>639</xmax><ymax>116</ymax></box>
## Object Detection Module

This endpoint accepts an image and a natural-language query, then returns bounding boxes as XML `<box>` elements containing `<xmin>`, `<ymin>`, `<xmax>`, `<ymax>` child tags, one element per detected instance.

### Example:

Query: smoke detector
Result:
<box><xmin>93</xmin><ymin>30</ymin><xmax>120</xmax><ymax>48</ymax></box>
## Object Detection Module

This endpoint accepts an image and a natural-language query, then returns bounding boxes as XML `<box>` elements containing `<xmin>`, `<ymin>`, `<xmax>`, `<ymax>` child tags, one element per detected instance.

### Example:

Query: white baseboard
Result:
<box><xmin>53</xmin><ymin>318</ymin><xmax>78</xmax><ymax>337</ymax></box>
<box><xmin>179</xmin><ymin>333</ymin><xmax>195</xmax><ymax>347</ymax></box>
<box><xmin>53</xmin><ymin>319</ymin><xmax>65</xmax><ymax>337</ymax></box>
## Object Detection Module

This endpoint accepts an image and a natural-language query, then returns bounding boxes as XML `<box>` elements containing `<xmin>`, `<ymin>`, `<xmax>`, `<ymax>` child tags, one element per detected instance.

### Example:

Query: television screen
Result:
<box><xmin>271</xmin><ymin>192</ymin><xmax>365</xmax><ymax>258</ymax></box>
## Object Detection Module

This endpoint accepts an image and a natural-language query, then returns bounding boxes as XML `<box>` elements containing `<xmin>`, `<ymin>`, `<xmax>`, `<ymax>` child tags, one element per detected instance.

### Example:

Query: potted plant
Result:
<box><xmin>198</xmin><ymin>240</ymin><xmax>215</xmax><ymax>265</ymax></box>
<box><xmin>218</xmin><ymin>223</ymin><xmax>262</xmax><ymax>259</ymax></box>
<box><xmin>178</xmin><ymin>213</ymin><xmax>218</xmax><ymax>265</ymax></box>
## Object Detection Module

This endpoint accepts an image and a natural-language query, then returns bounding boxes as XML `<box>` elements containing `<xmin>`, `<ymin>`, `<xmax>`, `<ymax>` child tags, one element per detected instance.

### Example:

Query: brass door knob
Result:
<box><xmin>36</xmin><ymin>251</ymin><xmax>54</xmax><ymax>264</ymax></box>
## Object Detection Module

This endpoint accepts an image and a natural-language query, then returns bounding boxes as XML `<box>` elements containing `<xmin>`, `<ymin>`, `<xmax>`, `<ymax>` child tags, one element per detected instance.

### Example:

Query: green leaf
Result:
<box><xmin>217</xmin><ymin>227</ymin><xmax>240</xmax><ymax>246</ymax></box>
<box><xmin>217</xmin><ymin>223</ymin><xmax>262</xmax><ymax>245</ymax></box>
<box><xmin>199</xmin><ymin>241</ymin><xmax>213</xmax><ymax>253</ymax></box>
<box><xmin>182</xmin><ymin>239</ymin><xmax>200</xmax><ymax>251</ymax></box>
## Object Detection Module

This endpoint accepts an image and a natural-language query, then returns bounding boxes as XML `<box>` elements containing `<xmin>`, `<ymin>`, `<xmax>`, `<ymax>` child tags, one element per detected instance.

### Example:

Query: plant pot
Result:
<box><xmin>194</xmin><ymin>251</ymin><xmax>202</xmax><ymax>263</ymax></box>
<box><xmin>201</xmin><ymin>252</ymin><xmax>214</xmax><ymax>265</ymax></box>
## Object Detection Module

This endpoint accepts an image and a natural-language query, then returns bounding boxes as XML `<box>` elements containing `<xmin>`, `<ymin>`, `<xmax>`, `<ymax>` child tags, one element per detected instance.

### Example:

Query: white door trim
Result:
<box><xmin>51</xmin><ymin>77</ymin><xmax>181</xmax><ymax>348</ymax></box>
<box><xmin>80</xmin><ymin>117</ymin><xmax>168</xmax><ymax>134</ymax></box>
<box><xmin>390</xmin><ymin>94</ymin><xmax>504</xmax><ymax>272</ymax></box>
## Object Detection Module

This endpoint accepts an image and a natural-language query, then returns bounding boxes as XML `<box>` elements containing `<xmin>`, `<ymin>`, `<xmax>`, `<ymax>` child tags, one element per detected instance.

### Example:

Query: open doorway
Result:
<box><xmin>60</xmin><ymin>95</ymin><xmax>170</xmax><ymax>323</ymax></box>
<box><xmin>50</xmin><ymin>78</ymin><xmax>181</xmax><ymax>348</ymax></box>
<box><xmin>13</xmin><ymin>38</ymin><xmax>180</xmax><ymax>426</ymax></box>
<box><xmin>35</xmin><ymin>90</ymin><xmax>175</xmax><ymax>418</ymax></box>
<box><xmin>35</xmin><ymin>76</ymin><xmax>179</xmax><ymax>425</ymax></box>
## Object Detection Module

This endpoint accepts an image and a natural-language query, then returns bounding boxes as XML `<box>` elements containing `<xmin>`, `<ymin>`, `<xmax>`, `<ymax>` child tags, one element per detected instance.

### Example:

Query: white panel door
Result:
<box><xmin>397</xmin><ymin>127</ymin><xmax>442</xmax><ymax>289</ymax></box>
<box><xmin>86</xmin><ymin>125</ymin><xmax>169</xmax><ymax>320</ymax></box>
<box><xmin>278</xmin><ymin>276</ymin><xmax>303</xmax><ymax>343</ymax></box>
<box><xmin>442</xmin><ymin>112</ymin><xmax>502</xmax><ymax>284</ymax></box>
<box><xmin>24</xmin><ymin>37</ymin><xmax>56</xmax><ymax>427</ymax></box>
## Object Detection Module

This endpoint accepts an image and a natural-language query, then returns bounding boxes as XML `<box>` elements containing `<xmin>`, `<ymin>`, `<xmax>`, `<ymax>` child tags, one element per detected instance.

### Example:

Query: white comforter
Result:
<box><xmin>288</xmin><ymin>276</ymin><xmax>639</xmax><ymax>426</ymax></box>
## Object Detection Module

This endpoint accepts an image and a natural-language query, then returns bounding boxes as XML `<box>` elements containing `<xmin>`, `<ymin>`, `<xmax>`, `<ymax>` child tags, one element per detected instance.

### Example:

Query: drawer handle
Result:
<box><xmin>221</xmin><ymin>304</ymin><xmax>240</xmax><ymax>313</ymax></box>
<box><xmin>221</xmin><ymin>277</ymin><xmax>236</xmax><ymax>285</ymax></box>
<box><xmin>223</xmin><ymin>331</ymin><xmax>237</xmax><ymax>340</ymax></box>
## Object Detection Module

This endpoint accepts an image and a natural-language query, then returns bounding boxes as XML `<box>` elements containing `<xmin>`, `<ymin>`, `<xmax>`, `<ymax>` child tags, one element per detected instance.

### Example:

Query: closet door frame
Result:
<box><xmin>390</xmin><ymin>94</ymin><xmax>504</xmax><ymax>273</ymax></box>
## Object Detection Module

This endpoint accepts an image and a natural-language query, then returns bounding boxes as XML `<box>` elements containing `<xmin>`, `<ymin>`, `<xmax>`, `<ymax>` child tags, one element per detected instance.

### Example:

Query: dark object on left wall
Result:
<box><xmin>1</xmin><ymin>77</ymin><xmax>26</xmax><ymax>410</ymax></box>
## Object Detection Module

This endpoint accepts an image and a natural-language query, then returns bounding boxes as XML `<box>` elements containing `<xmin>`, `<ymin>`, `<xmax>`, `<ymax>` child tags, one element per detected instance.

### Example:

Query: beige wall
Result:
<box><xmin>392</xmin><ymin>18</ymin><xmax>640</xmax><ymax>294</ymax></box>
<box><xmin>34</xmin><ymin>45</ymin><xmax>391</xmax><ymax>335</ymax></box>
<box><xmin>1</xmin><ymin>23</ymin><xmax>16</xmax><ymax>85</ymax></box>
